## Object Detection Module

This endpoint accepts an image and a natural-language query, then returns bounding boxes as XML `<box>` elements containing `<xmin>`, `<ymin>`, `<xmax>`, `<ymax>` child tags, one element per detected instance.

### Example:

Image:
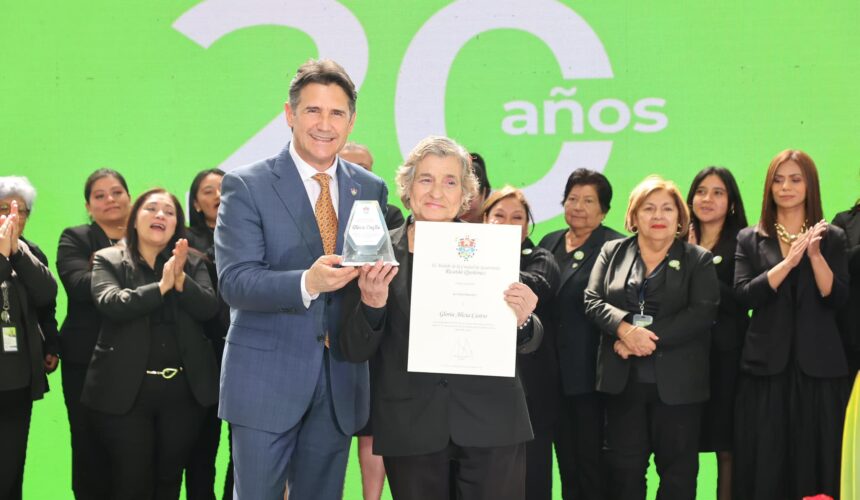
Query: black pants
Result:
<box><xmin>604</xmin><ymin>383</ymin><xmax>702</xmax><ymax>500</ymax></box>
<box><xmin>555</xmin><ymin>392</ymin><xmax>606</xmax><ymax>500</ymax></box>
<box><xmin>61</xmin><ymin>360</ymin><xmax>110</xmax><ymax>500</ymax></box>
<box><xmin>0</xmin><ymin>388</ymin><xmax>32</xmax><ymax>500</ymax></box>
<box><xmin>384</xmin><ymin>441</ymin><xmax>526</xmax><ymax>500</ymax></box>
<box><xmin>525</xmin><ymin>424</ymin><xmax>554</xmax><ymax>500</ymax></box>
<box><xmin>184</xmin><ymin>404</ymin><xmax>221</xmax><ymax>500</ymax></box>
<box><xmin>90</xmin><ymin>374</ymin><xmax>206</xmax><ymax>500</ymax></box>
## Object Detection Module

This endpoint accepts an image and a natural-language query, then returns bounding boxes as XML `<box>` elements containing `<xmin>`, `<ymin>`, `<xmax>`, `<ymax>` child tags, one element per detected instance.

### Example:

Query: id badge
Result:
<box><xmin>2</xmin><ymin>326</ymin><xmax>18</xmax><ymax>353</ymax></box>
<box><xmin>632</xmin><ymin>314</ymin><xmax>653</xmax><ymax>327</ymax></box>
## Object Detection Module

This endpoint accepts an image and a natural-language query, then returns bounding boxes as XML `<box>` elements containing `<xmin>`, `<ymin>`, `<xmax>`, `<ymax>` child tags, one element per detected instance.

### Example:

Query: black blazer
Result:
<box><xmin>339</xmin><ymin>223</ymin><xmax>540</xmax><ymax>457</ymax></box>
<box><xmin>56</xmin><ymin>223</ymin><xmax>114</xmax><ymax>364</ymax></box>
<box><xmin>734</xmin><ymin>225</ymin><xmax>850</xmax><ymax>377</ymax></box>
<box><xmin>20</xmin><ymin>237</ymin><xmax>59</xmax><ymax>356</ymax></box>
<box><xmin>81</xmin><ymin>245</ymin><xmax>220</xmax><ymax>415</ymax></box>
<box><xmin>517</xmin><ymin>239</ymin><xmax>561</xmax><ymax>430</ymax></box>
<box><xmin>539</xmin><ymin>225</ymin><xmax>625</xmax><ymax>396</ymax></box>
<box><xmin>832</xmin><ymin>206</ymin><xmax>860</xmax><ymax>371</ymax></box>
<box><xmin>0</xmin><ymin>242</ymin><xmax>57</xmax><ymax>400</ymax></box>
<box><xmin>584</xmin><ymin>237</ymin><xmax>719</xmax><ymax>405</ymax></box>
<box><xmin>708</xmin><ymin>234</ymin><xmax>749</xmax><ymax>352</ymax></box>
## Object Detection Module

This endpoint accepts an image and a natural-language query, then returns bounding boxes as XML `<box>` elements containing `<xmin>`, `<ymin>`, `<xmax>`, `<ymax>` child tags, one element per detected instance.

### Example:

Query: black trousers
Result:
<box><xmin>604</xmin><ymin>383</ymin><xmax>702</xmax><ymax>500</ymax></box>
<box><xmin>525</xmin><ymin>424</ymin><xmax>554</xmax><ymax>500</ymax></box>
<box><xmin>184</xmin><ymin>404</ymin><xmax>221</xmax><ymax>500</ymax></box>
<box><xmin>554</xmin><ymin>392</ymin><xmax>606</xmax><ymax>500</ymax></box>
<box><xmin>90</xmin><ymin>374</ymin><xmax>206</xmax><ymax>500</ymax></box>
<box><xmin>61</xmin><ymin>360</ymin><xmax>111</xmax><ymax>500</ymax></box>
<box><xmin>384</xmin><ymin>441</ymin><xmax>526</xmax><ymax>500</ymax></box>
<box><xmin>0</xmin><ymin>388</ymin><xmax>32</xmax><ymax>500</ymax></box>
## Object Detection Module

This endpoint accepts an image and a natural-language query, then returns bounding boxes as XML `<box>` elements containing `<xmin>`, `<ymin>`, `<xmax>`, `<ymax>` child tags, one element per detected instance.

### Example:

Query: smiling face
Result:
<box><xmin>771</xmin><ymin>160</ymin><xmax>807</xmax><ymax>212</ymax></box>
<box><xmin>193</xmin><ymin>173</ymin><xmax>223</xmax><ymax>228</ymax></box>
<box><xmin>86</xmin><ymin>176</ymin><xmax>131</xmax><ymax>227</ymax></box>
<box><xmin>285</xmin><ymin>83</ymin><xmax>355</xmax><ymax>171</ymax></box>
<box><xmin>635</xmin><ymin>189</ymin><xmax>679</xmax><ymax>244</ymax></box>
<box><xmin>563</xmin><ymin>183</ymin><xmax>606</xmax><ymax>234</ymax></box>
<box><xmin>135</xmin><ymin>192</ymin><xmax>177</xmax><ymax>251</ymax></box>
<box><xmin>692</xmin><ymin>174</ymin><xmax>729</xmax><ymax>225</ymax></box>
<box><xmin>408</xmin><ymin>154</ymin><xmax>464</xmax><ymax>222</ymax></box>
<box><xmin>484</xmin><ymin>196</ymin><xmax>529</xmax><ymax>242</ymax></box>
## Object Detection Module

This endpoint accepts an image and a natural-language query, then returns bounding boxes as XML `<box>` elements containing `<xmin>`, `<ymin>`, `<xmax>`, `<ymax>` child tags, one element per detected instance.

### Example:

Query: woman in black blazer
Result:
<box><xmin>733</xmin><ymin>150</ymin><xmax>851</xmax><ymax>500</ymax></box>
<box><xmin>340</xmin><ymin>136</ymin><xmax>542</xmax><ymax>500</ymax></box>
<box><xmin>56</xmin><ymin>168</ymin><xmax>131</xmax><ymax>500</ymax></box>
<box><xmin>85</xmin><ymin>188</ymin><xmax>219</xmax><ymax>499</ymax></box>
<box><xmin>538</xmin><ymin>168</ymin><xmax>623</xmax><ymax>500</ymax></box>
<box><xmin>832</xmin><ymin>202</ymin><xmax>860</xmax><ymax>373</ymax></box>
<box><xmin>482</xmin><ymin>185</ymin><xmax>561</xmax><ymax>500</ymax></box>
<box><xmin>184</xmin><ymin>168</ymin><xmax>232</xmax><ymax>500</ymax></box>
<box><xmin>584</xmin><ymin>176</ymin><xmax>719</xmax><ymax>500</ymax></box>
<box><xmin>685</xmin><ymin>167</ymin><xmax>748</xmax><ymax>500</ymax></box>
<box><xmin>0</xmin><ymin>202</ymin><xmax>58</xmax><ymax>499</ymax></box>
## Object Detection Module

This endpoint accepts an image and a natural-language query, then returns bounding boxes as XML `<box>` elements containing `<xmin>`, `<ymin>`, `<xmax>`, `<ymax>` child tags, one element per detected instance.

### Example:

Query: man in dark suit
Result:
<box><xmin>215</xmin><ymin>59</ymin><xmax>388</xmax><ymax>500</ymax></box>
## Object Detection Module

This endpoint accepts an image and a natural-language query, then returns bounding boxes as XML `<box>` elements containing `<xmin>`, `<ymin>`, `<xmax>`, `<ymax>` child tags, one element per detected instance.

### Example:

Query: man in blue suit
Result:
<box><xmin>215</xmin><ymin>59</ymin><xmax>387</xmax><ymax>499</ymax></box>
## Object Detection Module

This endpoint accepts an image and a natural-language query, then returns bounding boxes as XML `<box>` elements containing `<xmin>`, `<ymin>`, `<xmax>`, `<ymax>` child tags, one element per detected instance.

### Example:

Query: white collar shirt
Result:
<box><xmin>290</xmin><ymin>140</ymin><xmax>340</xmax><ymax>217</ymax></box>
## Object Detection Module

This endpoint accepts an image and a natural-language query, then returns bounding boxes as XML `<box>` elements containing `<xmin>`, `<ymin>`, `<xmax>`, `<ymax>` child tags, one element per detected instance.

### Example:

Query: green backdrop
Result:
<box><xmin>3</xmin><ymin>0</ymin><xmax>860</xmax><ymax>498</ymax></box>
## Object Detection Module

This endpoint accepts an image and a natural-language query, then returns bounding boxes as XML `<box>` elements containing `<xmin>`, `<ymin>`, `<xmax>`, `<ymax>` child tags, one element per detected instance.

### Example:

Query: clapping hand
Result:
<box><xmin>0</xmin><ymin>201</ymin><xmax>20</xmax><ymax>258</ymax></box>
<box><xmin>783</xmin><ymin>230</ymin><xmax>810</xmax><ymax>269</ymax></box>
<box><xmin>172</xmin><ymin>239</ymin><xmax>188</xmax><ymax>291</ymax></box>
<box><xmin>159</xmin><ymin>257</ymin><xmax>176</xmax><ymax>295</ymax></box>
<box><xmin>806</xmin><ymin>219</ymin><xmax>828</xmax><ymax>259</ymax></box>
<box><xmin>357</xmin><ymin>260</ymin><xmax>398</xmax><ymax>308</ymax></box>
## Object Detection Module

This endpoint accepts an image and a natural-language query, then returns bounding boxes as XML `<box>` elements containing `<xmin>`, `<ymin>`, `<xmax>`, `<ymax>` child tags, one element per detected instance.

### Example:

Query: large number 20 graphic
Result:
<box><xmin>174</xmin><ymin>0</ymin><xmax>612</xmax><ymax>222</ymax></box>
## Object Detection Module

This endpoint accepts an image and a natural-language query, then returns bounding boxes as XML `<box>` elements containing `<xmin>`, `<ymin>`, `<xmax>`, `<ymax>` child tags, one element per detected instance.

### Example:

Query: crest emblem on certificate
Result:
<box><xmin>456</xmin><ymin>236</ymin><xmax>477</xmax><ymax>261</ymax></box>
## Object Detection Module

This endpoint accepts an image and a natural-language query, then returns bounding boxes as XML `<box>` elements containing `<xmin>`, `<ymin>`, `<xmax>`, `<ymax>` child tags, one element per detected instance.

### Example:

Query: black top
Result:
<box><xmin>517</xmin><ymin>238</ymin><xmax>561</xmax><ymax>429</ymax></box>
<box><xmin>56</xmin><ymin>223</ymin><xmax>115</xmax><ymax>363</ymax></box>
<box><xmin>137</xmin><ymin>251</ymin><xmax>182</xmax><ymax>370</ymax></box>
<box><xmin>734</xmin><ymin>225</ymin><xmax>850</xmax><ymax>377</ymax></box>
<box><xmin>20</xmin><ymin>237</ymin><xmax>59</xmax><ymax>356</ymax></box>
<box><xmin>585</xmin><ymin>237</ymin><xmax>719</xmax><ymax>404</ymax></box>
<box><xmin>832</xmin><ymin>206</ymin><xmax>860</xmax><ymax>372</ymax></box>
<box><xmin>539</xmin><ymin>225</ymin><xmax>626</xmax><ymax>395</ymax></box>
<box><xmin>624</xmin><ymin>250</ymin><xmax>667</xmax><ymax>383</ymax></box>
<box><xmin>0</xmin><ymin>242</ymin><xmax>58</xmax><ymax>400</ymax></box>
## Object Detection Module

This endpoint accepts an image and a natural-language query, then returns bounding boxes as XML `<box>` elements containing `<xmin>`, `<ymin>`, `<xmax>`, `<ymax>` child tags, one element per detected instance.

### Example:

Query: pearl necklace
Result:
<box><xmin>774</xmin><ymin>222</ymin><xmax>807</xmax><ymax>245</ymax></box>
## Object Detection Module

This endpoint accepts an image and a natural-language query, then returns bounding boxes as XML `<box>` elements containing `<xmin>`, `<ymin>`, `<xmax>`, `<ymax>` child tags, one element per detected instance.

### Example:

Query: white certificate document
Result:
<box><xmin>407</xmin><ymin>221</ymin><xmax>521</xmax><ymax>377</ymax></box>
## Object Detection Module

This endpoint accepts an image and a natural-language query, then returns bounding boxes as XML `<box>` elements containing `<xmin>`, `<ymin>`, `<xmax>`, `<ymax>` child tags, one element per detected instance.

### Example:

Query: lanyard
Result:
<box><xmin>637</xmin><ymin>260</ymin><xmax>665</xmax><ymax>316</ymax></box>
<box><xmin>1</xmin><ymin>281</ymin><xmax>10</xmax><ymax>323</ymax></box>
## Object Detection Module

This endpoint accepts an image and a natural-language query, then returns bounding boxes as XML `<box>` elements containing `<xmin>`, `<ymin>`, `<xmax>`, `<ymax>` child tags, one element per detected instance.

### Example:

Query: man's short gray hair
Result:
<box><xmin>395</xmin><ymin>136</ymin><xmax>478</xmax><ymax>215</ymax></box>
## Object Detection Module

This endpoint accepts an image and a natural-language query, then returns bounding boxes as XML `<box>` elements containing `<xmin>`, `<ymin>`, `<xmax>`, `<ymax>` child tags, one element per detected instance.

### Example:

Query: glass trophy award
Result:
<box><xmin>341</xmin><ymin>200</ymin><xmax>398</xmax><ymax>266</ymax></box>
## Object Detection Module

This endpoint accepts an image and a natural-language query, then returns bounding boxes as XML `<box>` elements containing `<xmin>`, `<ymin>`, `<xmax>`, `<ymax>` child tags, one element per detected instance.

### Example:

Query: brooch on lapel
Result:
<box><xmin>713</xmin><ymin>255</ymin><xmax>723</xmax><ymax>265</ymax></box>
<box><xmin>350</xmin><ymin>187</ymin><xmax>358</xmax><ymax>196</ymax></box>
<box><xmin>522</xmin><ymin>248</ymin><xmax>533</xmax><ymax>255</ymax></box>
<box><xmin>668</xmin><ymin>259</ymin><xmax>681</xmax><ymax>270</ymax></box>
<box><xmin>574</xmin><ymin>250</ymin><xmax>585</xmax><ymax>260</ymax></box>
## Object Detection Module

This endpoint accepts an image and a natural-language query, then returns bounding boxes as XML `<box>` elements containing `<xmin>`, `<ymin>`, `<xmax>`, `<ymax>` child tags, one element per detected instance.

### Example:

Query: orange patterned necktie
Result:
<box><xmin>312</xmin><ymin>173</ymin><xmax>337</xmax><ymax>255</ymax></box>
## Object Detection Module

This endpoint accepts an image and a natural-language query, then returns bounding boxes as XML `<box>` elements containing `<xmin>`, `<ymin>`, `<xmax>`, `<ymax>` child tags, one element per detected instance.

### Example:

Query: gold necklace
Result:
<box><xmin>774</xmin><ymin>222</ymin><xmax>807</xmax><ymax>245</ymax></box>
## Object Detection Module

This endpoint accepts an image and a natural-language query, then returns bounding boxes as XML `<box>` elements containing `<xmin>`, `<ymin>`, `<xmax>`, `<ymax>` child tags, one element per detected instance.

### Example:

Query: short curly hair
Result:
<box><xmin>625</xmin><ymin>175</ymin><xmax>690</xmax><ymax>238</ymax></box>
<box><xmin>395</xmin><ymin>136</ymin><xmax>479</xmax><ymax>215</ymax></box>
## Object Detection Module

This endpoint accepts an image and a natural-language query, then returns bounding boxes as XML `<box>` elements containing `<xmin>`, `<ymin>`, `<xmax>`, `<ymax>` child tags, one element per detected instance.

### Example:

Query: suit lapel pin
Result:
<box><xmin>713</xmin><ymin>255</ymin><xmax>723</xmax><ymax>265</ymax></box>
<box><xmin>522</xmin><ymin>248</ymin><xmax>532</xmax><ymax>255</ymax></box>
<box><xmin>350</xmin><ymin>187</ymin><xmax>358</xmax><ymax>196</ymax></box>
<box><xmin>573</xmin><ymin>250</ymin><xmax>584</xmax><ymax>260</ymax></box>
<box><xmin>572</xmin><ymin>262</ymin><xmax>579</xmax><ymax>269</ymax></box>
<box><xmin>668</xmin><ymin>259</ymin><xmax>681</xmax><ymax>270</ymax></box>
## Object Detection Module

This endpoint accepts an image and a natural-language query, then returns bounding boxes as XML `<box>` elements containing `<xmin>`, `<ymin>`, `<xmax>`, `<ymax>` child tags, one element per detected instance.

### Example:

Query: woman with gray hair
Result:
<box><xmin>339</xmin><ymin>136</ymin><xmax>542</xmax><ymax>499</ymax></box>
<box><xmin>0</xmin><ymin>176</ymin><xmax>59</xmax><ymax>373</ymax></box>
<box><xmin>0</xmin><ymin>188</ymin><xmax>59</xmax><ymax>499</ymax></box>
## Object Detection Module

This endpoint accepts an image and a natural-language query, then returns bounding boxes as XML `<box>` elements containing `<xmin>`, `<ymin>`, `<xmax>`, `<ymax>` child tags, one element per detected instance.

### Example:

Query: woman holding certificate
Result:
<box><xmin>340</xmin><ymin>136</ymin><xmax>542</xmax><ymax>500</ymax></box>
<box><xmin>584</xmin><ymin>175</ymin><xmax>719</xmax><ymax>500</ymax></box>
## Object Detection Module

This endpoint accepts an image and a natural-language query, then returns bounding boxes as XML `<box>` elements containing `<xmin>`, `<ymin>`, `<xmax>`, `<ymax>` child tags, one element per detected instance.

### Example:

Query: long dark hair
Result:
<box><xmin>758</xmin><ymin>149</ymin><xmax>823</xmax><ymax>237</ymax></box>
<box><xmin>125</xmin><ymin>188</ymin><xmax>187</xmax><ymax>267</ymax></box>
<box><xmin>686</xmin><ymin>166</ymin><xmax>748</xmax><ymax>245</ymax></box>
<box><xmin>188</xmin><ymin>168</ymin><xmax>225</xmax><ymax>230</ymax></box>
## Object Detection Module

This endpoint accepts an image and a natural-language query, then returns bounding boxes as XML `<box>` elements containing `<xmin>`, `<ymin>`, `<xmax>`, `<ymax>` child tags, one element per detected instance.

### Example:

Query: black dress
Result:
<box><xmin>699</xmin><ymin>234</ymin><xmax>748</xmax><ymax>452</ymax></box>
<box><xmin>733</xmin><ymin>226</ymin><xmax>852</xmax><ymax>500</ymax></box>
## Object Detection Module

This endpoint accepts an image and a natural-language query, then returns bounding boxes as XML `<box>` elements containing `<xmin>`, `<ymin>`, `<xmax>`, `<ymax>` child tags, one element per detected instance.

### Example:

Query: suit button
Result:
<box><xmin>439</xmin><ymin>378</ymin><xmax>448</xmax><ymax>387</ymax></box>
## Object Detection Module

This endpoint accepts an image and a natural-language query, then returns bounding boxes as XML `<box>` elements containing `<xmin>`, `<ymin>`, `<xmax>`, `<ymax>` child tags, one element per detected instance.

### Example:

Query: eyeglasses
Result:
<box><xmin>0</xmin><ymin>204</ymin><xmax>29</xmax><ymax>217</ymax></box>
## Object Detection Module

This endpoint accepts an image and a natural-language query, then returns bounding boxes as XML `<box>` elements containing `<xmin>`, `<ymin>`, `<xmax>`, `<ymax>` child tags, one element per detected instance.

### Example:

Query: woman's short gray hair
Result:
<box><xmin>395</xmin><ymin>136</ymin><xmax>479</xmax><ymax>215</ymax></box>
<box><xmin>0</xmin><ymin>176</ymin><xmax>37</xmax><ymax>212</ymax></box>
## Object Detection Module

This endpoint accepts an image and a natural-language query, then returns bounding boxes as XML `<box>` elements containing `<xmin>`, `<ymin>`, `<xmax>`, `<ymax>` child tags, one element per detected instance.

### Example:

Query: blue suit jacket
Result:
<box><xmin>215</xmin><ymin>143</ymin><xmax>387</xmax><ymax>434</ymax></box>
